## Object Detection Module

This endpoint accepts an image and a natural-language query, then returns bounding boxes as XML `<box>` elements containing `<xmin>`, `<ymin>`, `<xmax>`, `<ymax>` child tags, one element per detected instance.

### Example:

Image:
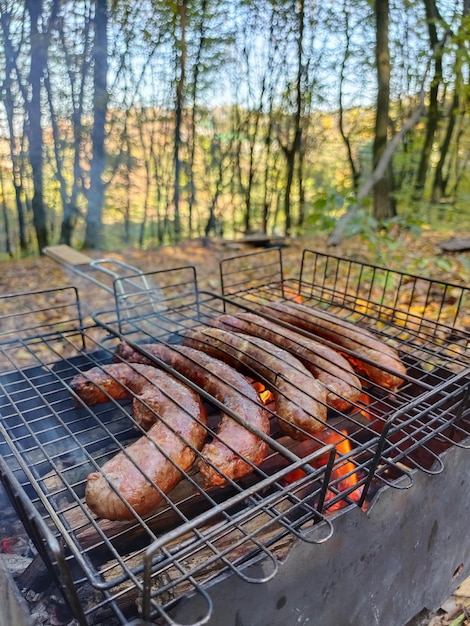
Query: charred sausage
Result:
<box><xmin>258</xmin><ymin>301</ymin><xmax>406</xmax><ymax>390</ymax></box>
<box><xmin>211</xmin><ymin>312</ymin><xmax>362</xmax><ymax>412</ymax></box>
<box><xmin>183</xmin><ymin>327</ymin><xmax>327</xmax><ymax>440</ymax></box>
<box><xmin>70</xmin><ymin>363</ymin><xmax>207</xmax><ymax>520</ymax></box>
<box><xmin>114</xmin><ymin>342</ymin><xmax>271</xmax><ymax>487</ymax></box>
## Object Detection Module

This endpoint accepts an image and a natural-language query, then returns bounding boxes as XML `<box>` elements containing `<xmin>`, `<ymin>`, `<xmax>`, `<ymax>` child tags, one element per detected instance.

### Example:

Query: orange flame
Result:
<box><xmin>352</xmin><ymin>392</ymin><xmax>373</xmax><ymax>422</ymax></box>
<box><xmin>284</xmin><ymin>429</ymin><xmax>363</xmax><ymax>512</ymax></box>
<box><xmin>325</xmin><ymin>432</ymin><xmax>363</xmax><ymax>511</ymax></box>
<box><xmin>252</xmin><ymin>381</ymin><xmax>274</xmax><ymax>405</ymax></box>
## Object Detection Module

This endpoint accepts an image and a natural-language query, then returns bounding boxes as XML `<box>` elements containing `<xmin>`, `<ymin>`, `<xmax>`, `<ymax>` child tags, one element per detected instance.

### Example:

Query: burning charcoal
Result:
<box><xmin>0</xmin><ymin>535</ymin><xmax>31</xmax><ymax>556</ymax></box>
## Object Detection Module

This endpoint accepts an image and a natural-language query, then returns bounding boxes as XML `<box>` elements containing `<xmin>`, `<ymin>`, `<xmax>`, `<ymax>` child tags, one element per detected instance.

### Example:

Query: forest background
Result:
<box><xmin>0</xmin><ymin>0</ymin><xmax>469</xmax><ymax>266</ymax></box>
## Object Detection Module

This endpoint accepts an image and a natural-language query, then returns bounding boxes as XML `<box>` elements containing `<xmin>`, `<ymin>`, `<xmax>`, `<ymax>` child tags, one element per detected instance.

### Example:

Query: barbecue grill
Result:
<box><xmin>0</xmin><ymin>247</ymin><xmax>469</xmax><ymax>626</ymax></box>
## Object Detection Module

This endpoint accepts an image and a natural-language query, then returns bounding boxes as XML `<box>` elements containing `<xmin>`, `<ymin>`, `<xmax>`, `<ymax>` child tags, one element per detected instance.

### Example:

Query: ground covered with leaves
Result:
<box><xmin>2</xmin><ymin>230</ymin><xmax>470</xmax><ymax>340</ymax></box>
<box><xmin>1</xmin><ymin>229</ymin><xmax>470</xmax><ymax>300</ymax></box>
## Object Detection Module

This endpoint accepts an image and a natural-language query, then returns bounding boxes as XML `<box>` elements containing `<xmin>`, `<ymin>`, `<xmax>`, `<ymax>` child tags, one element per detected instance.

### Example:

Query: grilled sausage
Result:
<box><xmin>114</xmin><ymin>342</ymin><xmax>271</xmax><ymax>487</ymax></box>
<box><xmin>70</xmin><ymin>363</ymin><xmax>207</xmax><ymax>520</ymax></box>
<box><xmin>183</xmin><ymin>327</ymin><xmax>327</xmax><ymax>440</ymax></box>
<box><xmin>211</xmin><ymin>312</ymin><xmax>362</xmax><ymax>412</ymax></box>
<box><xmin>258</xmin><ymin>301</ymin><xmax>407</xmax><ymax>390</ymax></box>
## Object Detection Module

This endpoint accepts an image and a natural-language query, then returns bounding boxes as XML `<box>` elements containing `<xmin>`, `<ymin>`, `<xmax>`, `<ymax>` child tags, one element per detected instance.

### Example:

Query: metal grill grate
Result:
<box><xmin>0</xmin><ymin>287</ymin><xmax>335</xmax><ymax>624</ymax></box>
<box><xmin>0</xmin><ymin>249</ymin><xmax>469</xmax><ymax>626</ymax></box>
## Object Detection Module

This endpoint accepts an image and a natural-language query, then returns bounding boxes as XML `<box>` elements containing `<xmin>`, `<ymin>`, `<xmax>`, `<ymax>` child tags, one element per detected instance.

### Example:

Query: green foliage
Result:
<box><xmin>458</xmin><ymin>254</ymin><xmax>470</xmax><ymax>275</ymax></box>
<box><xmin>340</xmin><ymin>207</ymin><xmax>425</xmax><ymax>266</ymax></box>
<box><xmin>304</xmin><ymin>192</ymin><xmax>345</xmax><ymax>232</ymax></box>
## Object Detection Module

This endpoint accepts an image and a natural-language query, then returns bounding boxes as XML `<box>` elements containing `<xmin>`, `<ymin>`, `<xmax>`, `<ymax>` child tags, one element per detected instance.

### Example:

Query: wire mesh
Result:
<box><xmin>0</xmin><ymin>249</ymin><xmax>469</xmax><ymax>625</ymax></box>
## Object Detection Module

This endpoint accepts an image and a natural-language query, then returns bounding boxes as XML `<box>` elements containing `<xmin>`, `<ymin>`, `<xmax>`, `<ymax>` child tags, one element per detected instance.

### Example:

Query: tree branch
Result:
<box><xmin>327</xmin><ymin>56</ymin><xmax>431</xmax><ymax>246</ymax></box>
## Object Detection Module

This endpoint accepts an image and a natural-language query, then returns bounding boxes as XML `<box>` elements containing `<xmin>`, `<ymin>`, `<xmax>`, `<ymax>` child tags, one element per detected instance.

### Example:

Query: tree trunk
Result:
<box><xmin>413</xmin><ymin>0</ymin><xmax>442</xmax><ymax>197</ymax></box>
<box><xmin>0</xmin><ymin>7</ymin><xmax>30</xmax><ymax>252</ymax></box>
<box><xmin>280</xmin><ymin>0</ymin><xmax>304</xmax><ymax>236</ymax></box>
<box><xmin>431</xmin><ymin>1</ymin><xmax>469</xmax><ymax>202</ymax></box>
<box><xmin>59</xmin><ymin>16</ymin><xmax>92</xmax><ymax>246</ymax></box>
<box><xmin>26</xmin><ymin>0</ymin><xmax>48</xmax><ymax>253</ymax></box>
<box><xmin>338</xmin><ymin>1</ymin><xmax>361</xmax><ymax>195</ymax></box>
<box><xmin>187</xmin><ymin>0</ymin><xmax>207</xmax><ymax>238</ymax></box>
<box><xmin>173</xmin><ymin>0</ymin><xmax>187</xmax><ymax>243</ymax></box>
<box><xmin>431</xmin><ymin>91</ymin><xmax>459</xmax><ymax>202</ymax></box>
<box><xmin>372</xmin><ymin>0</ymin><xmax>395</xmax><ymax>221</ymax></box>
<box><xmin>84</xmin><ymin>0</ymin><xmax>108</xmax><ymax>250</ymax></box>
<box><xmin>0</xmin><ymin>166</ymin><xmax>13</xmax><ymax>256</ymax></box>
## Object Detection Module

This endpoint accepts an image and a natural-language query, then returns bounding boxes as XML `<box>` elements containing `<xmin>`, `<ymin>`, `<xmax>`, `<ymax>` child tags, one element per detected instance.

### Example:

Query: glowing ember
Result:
<box><xmin>356</xmin><ymin>393</ymin><xmax>372</xmax><ymax>421</ymax></box>
<box><xmin>1</xmin><ymin>536</ymin><xmax>29</xmax><ymax>555</ymax></box>
<box><xmin>252</xmin><ymin>381</ymin><xmax>274</xmax><ymax>405</ymax></box>
<box><xmin>283</xmin><ymin>428</ymin><xmax>363</xmax><ymax>512</ymax></box>
<box><xmin>260</xmin><ymin>389</ymin><xmax>273</xmax><ymax>404</ymax></box>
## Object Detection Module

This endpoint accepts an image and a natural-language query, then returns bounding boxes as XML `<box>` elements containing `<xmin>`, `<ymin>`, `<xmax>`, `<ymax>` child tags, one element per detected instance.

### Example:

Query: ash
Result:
<box><xmin>0</xmin><ymin>483</ymin><xmax>79</xmax><ymax>626</ymax></box>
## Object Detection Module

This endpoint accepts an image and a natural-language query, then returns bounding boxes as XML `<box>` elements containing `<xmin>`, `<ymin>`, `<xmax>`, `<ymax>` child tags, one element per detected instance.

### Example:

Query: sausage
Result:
<box><xmin>183</xmin><ymin>327</ymin><xmax>327</xmax><ymax>440</ymax></box>
<box><xmin>70</xmin><ymin>363</ymin><xmax>207</xmax><ymax>520</ymax></box>
<box><xmin>258</xmin><ymin>301</ymin><xmax>407</xmax><ymax>390</ymax></box>
<box><xmin>211</xmin><ymin>312</ymin><xmax>362</xmax><ymax>412</ymax></box>
<box><xmin>114</xmin><ymin>342</ymin><xmax>271</xmax><ymax>487</ymax></box>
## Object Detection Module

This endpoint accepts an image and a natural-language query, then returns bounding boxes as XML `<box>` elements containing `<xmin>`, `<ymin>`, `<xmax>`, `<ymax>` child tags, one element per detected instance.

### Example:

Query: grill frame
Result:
<box><xmin>0</xmin><ymin>248</ymin><xmax>468</xmax><ymax>626</ymax></box>
<box><xmin>170</xmin><ymin>438</ymin><xmax>470</xmax><ymax>626</ymax></box>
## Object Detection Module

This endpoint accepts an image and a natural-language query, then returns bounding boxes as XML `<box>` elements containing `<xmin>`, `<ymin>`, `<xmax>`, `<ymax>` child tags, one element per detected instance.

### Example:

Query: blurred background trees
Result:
<box><xmin>0</xmin><ymin>0</ymin><xmax>468</xmax><ymax>256</ymax></box>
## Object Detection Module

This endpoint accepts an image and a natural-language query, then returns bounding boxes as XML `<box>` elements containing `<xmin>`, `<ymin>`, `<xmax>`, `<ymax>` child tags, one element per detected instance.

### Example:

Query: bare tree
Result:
<box><xmin>52</xmin><ymin>2</ymin><xmax>94</xmax><ymax>246</ymax></box>
<box><xmin>328</xmin><ymin>85</ymin><xmax>428</xmax><ymax>246</ymax></box>
<box><xmin>25</xmin><ymin>0</ymin><xmax>50</xmax><ymax>252</ymax></box>
<box><xmin>337</xmin><ymin>0</ymin><xmax>361</xmax><ymax>195</ymax></box>
<box><xmin>172</xmin><ymin>0</ymin><xmax>188</xmax><ymax>243</ymax></box>
<box><xmin>431</xmin><ymin>0</ymin><xmax>469</xmax><ymax>202</ymax></box>
<box><xmin>0</xmin><ymin>165</ymin><xmax>13</xmax><ymax>256</ymax></box>
<box><xmin>0</xmin><ymin>2</ymin><xmax>28</xmax><ymax>252</ymax></box>
<box><xmin>278</xmin><ymin>0</ymin><xmax>305</xmax><ymax>236</ymax></box>
<box><xmin>84</xmin><ymin>0</ymin><xmax>108</xmax><ymax>249</ymax></box>
<box><xmin>372</xmin><ymin>0</ymin><xmax>396</xmax><ymax>221</ymax></box>
<box><xmin>186</xmin><ymin>0</ymin><xmax>207</xmax><ymax>238</ymax></box>
<box><xmin>413</xmin><ymin>0</ymin><xmax>444</xmax><ymax>198</ymax></box>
